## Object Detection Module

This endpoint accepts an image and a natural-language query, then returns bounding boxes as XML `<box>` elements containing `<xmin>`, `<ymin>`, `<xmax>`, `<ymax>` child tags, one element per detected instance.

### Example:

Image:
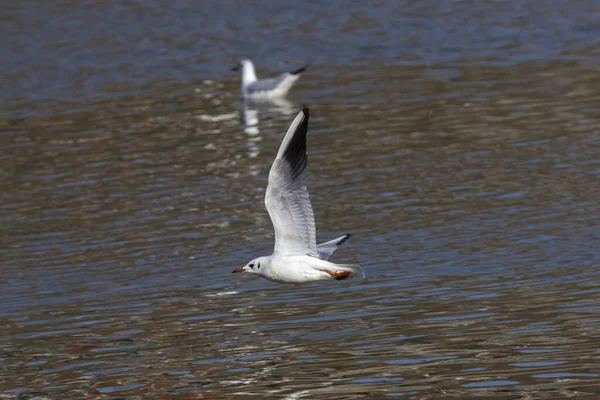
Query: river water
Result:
<box><xmin>2</xmin><ymin>1</ymin><xmax>600</xmax><ymax>399</ymax></box>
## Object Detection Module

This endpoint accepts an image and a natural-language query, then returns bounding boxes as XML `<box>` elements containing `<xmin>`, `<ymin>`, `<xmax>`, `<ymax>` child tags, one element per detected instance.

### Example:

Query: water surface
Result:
<box><xmin>2</xmin><ymin>1</ymin><xmax>600</xmax><ymax>399</ymax></box>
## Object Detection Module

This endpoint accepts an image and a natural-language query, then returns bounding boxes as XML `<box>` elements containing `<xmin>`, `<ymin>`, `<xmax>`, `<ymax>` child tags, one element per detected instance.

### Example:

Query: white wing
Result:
<box><xmin>265</xmin><ymin>108</ymin><xmax>317</xmax><ymax>257</ymax></box>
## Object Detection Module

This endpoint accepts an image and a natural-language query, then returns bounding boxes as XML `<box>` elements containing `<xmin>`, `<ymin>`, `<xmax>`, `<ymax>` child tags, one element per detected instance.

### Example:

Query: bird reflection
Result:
<box><xmin>242</xmin><ymin>101</ymin><xmax>260</xmax><ymax>137</ymax></box>
<box><xmin>240</xmin><ymin>97</ymin><xmax>298</xmax><ymax>161</ymax></box>
<box><xmin>242</xmin><ymin>101</ymin><xmax>261</xmax><ymax>160</ymax></box>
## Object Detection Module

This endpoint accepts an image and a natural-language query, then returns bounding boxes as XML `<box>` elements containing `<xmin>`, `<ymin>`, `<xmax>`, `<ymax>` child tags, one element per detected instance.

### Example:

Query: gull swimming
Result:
<box><xmin>233</xmin><ymin>108</ymin><xmax>365</xmax><ymax>283</ymax></box>
<box><xmin>232</xmin><ymin>59</ymin><xmax>308</xmax><ymax>100</ymax></box>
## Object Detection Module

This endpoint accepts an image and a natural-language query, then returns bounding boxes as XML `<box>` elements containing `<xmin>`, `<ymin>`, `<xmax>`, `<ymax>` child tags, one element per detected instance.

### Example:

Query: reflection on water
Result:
<box><xmin>2</xmin><ymin>0</ymin><xmax>600</xmax><ymax>399</ymax></box>
<box><xmin>242</xmin><ymin>101</ymin><xmax>260</xmax><ymax>136</ymax></box>
<box><xmin>241</xmin><ymin>97</ymin><xmax>297</xmax><ymax>159</ymax></box>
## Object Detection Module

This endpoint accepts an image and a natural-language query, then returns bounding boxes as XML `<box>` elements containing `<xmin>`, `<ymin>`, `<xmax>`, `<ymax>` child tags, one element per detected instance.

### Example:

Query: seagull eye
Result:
<box><xmin>249</xmin><ymin>263</ymin><xmax>254</xmax><ymax>268</ymax></box>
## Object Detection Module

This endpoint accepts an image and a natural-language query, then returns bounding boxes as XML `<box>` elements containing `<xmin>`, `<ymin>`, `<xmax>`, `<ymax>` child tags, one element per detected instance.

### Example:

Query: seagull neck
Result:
<box><xmin>241</xmin><ymin>63</ymin><xmax>257</xmax><ymax>87</ymax></box>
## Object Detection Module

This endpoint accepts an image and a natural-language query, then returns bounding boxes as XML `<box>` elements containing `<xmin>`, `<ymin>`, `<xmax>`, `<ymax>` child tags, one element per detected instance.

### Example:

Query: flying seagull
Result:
<box><xmin>233</xmin><ymin>108</ymin><xmax>364</xmax><ymax>283</ymax></box>
<box><xmin>232</xmin><ymin>59</ymin><xmax>308</xmax><ymax>100</ymax></box>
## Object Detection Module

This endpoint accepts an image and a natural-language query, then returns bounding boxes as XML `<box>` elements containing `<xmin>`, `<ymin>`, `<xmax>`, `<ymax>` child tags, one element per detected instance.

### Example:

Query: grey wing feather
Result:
<box><xmin>247</xmin><ymin>74</ymin><xmax>289</xmax><ymax>92</ymax></box>
<box><xmin>265</xmin><ymin>108</ymin><xmax>317</xmax><ymax>257</ymax></box>
<box><xmin>317</xmin><ymin>234</ymin><xmax>352</xmax><ymax>260</ymax></box>
<box><xmin>247</xmin><ymin>70</ymin><xmax>302</xmax><ymax>95</ymax></box>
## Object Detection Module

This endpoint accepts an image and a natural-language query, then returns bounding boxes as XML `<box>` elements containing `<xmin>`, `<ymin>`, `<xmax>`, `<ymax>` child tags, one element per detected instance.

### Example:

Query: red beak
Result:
<box><xmin>232</xmin><ymin>268</ymin><xmax>245</xmax><ymax>273</ymax></box>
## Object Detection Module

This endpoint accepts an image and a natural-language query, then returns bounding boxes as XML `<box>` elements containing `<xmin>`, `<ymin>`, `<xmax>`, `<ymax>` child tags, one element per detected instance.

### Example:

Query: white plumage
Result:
<box><xmin>233</xmin><ymin>108</ymin><xmax>364</xmax><ymax>284</ymax></box>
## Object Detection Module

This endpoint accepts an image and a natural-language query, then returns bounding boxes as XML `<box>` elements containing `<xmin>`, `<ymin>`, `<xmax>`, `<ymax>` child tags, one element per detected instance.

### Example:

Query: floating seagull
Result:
<box><xmin>233</xmin><ymin>108</ymin><xmax>365</xmax><ymax>283</ymax></box>
<box><xmin>231</xmin><ymin>59</ymin><xmax>308</xmax><ymax>100</ymax></box>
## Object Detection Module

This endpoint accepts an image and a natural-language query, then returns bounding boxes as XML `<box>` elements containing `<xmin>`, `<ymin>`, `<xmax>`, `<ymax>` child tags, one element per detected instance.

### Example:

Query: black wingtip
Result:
<box><xmin>291</xmin><ymin>64</ymin><xmax>309</xmax><ymax>75</ymax></box>
<box><xmin>337</xmin><ymin>234</ymin><xmax>352</xmax><ymax>246</ymax></box>
<box><xmin>282</xmin><ymin>109</ymin><xmax>310</xmax><ymax>181</ymax></box>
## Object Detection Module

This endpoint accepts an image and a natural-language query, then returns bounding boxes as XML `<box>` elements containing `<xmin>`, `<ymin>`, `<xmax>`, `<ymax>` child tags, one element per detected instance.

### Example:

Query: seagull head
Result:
<box><xmin>231</xmin><ymin>59</ymin><xmax>253</xmax><ymax>72</ymax></box>
<box><xmin>233</xmin><ymin>256</ymin><xmax>267</xmax><ymax>274</ymax></box>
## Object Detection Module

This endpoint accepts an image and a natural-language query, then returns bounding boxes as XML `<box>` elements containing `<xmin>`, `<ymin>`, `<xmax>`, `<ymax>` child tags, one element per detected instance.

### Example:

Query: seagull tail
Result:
<box><xmin>333</xmin><ymin>263</ymin><xmax>365</xmax><ymax>281</ymax></box>
<box><xmin>290</xmin><ymin>64</ymin><xmax>309</xmax><ymax>75</ymax></box>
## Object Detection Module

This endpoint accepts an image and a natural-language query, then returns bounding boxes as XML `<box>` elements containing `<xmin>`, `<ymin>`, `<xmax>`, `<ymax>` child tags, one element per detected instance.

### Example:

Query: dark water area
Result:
<box><xmin>2</xmin><ymin>1</ymin><xmax>600</xmax><ymax>399</ymax></box>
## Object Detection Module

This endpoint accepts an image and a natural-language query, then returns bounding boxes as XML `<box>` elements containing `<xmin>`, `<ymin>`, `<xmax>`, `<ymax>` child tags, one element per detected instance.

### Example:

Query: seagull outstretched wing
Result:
<box><xmin>265</xmin><ymin>108</ymin><xmax>318</xmax><ymax>257</ymax></box>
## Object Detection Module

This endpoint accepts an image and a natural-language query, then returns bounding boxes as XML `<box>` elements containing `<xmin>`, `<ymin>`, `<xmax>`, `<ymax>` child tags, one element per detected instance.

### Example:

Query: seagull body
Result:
<box><xmin>233</xmin><ymin>109</ymin><xmax>364</xmax><ymax>284</ymax></box>
<box><xmin>232</xmin><ymin>59</ymin><xmax>307</xmax><ymax>100</ymax></box>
